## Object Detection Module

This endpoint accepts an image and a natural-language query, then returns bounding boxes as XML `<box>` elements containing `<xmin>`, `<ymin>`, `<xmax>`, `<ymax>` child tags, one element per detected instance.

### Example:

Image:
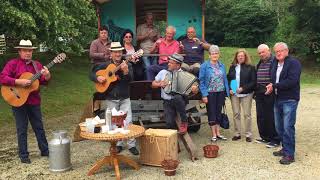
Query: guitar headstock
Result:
<box><xmin>131</xmin><ymin>49</ymin><xmax>144</xmax><ymax>59</ymax></box>
<box><xmin>53</xmin><ymin>53</ymin><xmax>66</xmax><ymax>64</ymax></box>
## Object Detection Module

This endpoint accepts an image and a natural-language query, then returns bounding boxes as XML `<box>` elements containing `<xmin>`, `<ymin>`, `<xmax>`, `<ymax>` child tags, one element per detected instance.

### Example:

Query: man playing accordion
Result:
<box><xmin>152</xmin><ymin>53</ymin><xmax>198</xmax><ymax>134</ymax></box>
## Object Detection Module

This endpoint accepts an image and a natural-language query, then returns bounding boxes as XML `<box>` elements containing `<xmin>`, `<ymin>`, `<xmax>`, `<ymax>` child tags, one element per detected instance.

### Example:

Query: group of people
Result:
<box><xmin>0</xmin><ymin>12</ymin><xmax>301</xmax><ymax>166</ymax></box>
<box><xmin>199</xmin><ymin>42</ymin><xmax>301</xmax><ymax>165</ymax></box>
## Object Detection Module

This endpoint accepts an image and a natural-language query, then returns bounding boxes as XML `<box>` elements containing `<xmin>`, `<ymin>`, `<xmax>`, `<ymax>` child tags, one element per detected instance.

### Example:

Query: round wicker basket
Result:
<box><xmin>203</xmin><ymin>144</ymin><xmax>219</xmax><ymax>158</ymax></box>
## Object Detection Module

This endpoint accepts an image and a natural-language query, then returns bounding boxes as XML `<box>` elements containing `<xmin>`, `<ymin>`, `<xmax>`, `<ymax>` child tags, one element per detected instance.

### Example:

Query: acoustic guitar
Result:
<box><xmin>95</xmin><ymin>49</ymin><xmax>143</xmax><ymax>93</ymax></box>
<box><xmin>1</xmin><ymin>53</ymin><xmax>66</xmax><ymax>107</ymax></box>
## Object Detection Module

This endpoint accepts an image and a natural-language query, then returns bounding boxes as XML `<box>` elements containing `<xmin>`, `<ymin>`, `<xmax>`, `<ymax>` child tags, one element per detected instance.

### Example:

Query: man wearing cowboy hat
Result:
<box><xmin>89</xmin><ymin>42</ymin><xmax>139</xmax><ymax>155</ymax></box>
<box><xmin>152</xmin><ymin>53</ymin><xmax>198</xmax><ymax>134</ymax></box>
<box><xmin>0</xmin><ymin>40</ymin><xmax>51</xmax><ymax>164</ymax></box>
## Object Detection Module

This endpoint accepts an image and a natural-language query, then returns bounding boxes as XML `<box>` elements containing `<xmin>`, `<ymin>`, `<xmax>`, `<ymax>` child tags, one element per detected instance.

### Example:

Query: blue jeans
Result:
<box><xmin>142</xmin><ymin>56</ymin><xmax>157</xmax><ymax>78</ymax></box>
<box><xmin>12</xmin><ymin>104</ymin><xmax>49</xmax><ymax>159</ymax></box>
<box><xmin>274</xmin><ymin>99</ymin><xmax>299</xmax><ymax>157</ymax></box>
<box><xmin>146</xmin><ymin>63</ymin><xmax>168</xmax><ymax>80</ymax></box>
<box><xmin>142</xmin><ymin>56</ymin><xmax>157</xmax><ymax>68</ymax></box>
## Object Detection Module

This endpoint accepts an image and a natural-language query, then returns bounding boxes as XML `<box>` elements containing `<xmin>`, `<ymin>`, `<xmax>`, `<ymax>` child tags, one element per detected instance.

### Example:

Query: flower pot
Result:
<box><xmin>203</xmin><ymin>144</ymin><xmax>219</xmax><ymax>158</ymax></box>
<box><xmin>161</xmin><ymin>159</ymin><xmax>179</xmax><ymax>176</ymax></box>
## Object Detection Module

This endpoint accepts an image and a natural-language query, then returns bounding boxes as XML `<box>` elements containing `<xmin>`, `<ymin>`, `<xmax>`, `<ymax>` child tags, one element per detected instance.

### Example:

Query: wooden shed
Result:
<box><xmin>92</xmin><ymin>0</ymin><xmax>205</xmax><ymax>43</ymax></box>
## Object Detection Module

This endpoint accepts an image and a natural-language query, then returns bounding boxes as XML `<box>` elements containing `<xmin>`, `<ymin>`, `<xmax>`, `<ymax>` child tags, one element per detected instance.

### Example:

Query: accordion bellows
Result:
<box><xmin>139</xmin><ymin>129</ymin><xmax>178</xmax><ymax>166</ymax></box>
<box><xmin>164</xmin><ymin>71</ymin><xmax>198</xmax><ymax>95</ymax></box>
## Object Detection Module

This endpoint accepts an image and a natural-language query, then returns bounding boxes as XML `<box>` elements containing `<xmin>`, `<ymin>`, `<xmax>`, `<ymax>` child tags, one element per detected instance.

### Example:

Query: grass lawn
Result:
<box><xmin>0</xmin><ymin>48</ymin><xmax>319</xmax><ymax>124</ymax></box>
<box><xmin>0</xmin><ymin>53</ymin><xmax>95</xmax><ymax>124</ymax></box>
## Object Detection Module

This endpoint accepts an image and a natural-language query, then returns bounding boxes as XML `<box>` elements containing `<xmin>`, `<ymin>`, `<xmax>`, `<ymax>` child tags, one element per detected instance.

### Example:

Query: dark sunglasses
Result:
<box><xmin>125</xmin><ymin>36</ymin><xmax>132</xmax><ymax>38</ymax></box>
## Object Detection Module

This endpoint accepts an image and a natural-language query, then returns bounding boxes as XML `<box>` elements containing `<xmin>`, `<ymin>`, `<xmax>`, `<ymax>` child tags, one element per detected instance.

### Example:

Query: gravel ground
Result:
<box><xmin>0</xmin><ymin>87</ymin><xmax>320</xmax><ymax>180</ymax></box>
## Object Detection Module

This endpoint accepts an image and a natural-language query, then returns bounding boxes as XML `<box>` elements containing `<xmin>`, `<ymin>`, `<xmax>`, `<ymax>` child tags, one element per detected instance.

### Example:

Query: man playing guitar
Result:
<box><xmin>0</xmin><ymin>40</ymin><xmax>51</xmax><ymax>164</ymax></box>
<box><xmin>89</xmin><ymin>42</ymin><xmax>140</xmax><ymax>155</ymax></box>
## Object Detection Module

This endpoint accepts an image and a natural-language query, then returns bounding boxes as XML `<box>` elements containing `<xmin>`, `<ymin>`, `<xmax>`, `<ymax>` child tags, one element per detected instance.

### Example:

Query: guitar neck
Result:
<box><xmin>112</xmin><ymin>59</ymin><xmax>128</xmax><ymax>74</ymax></box>
<box><xmin>29</xmin><ymin>60</ymin><xmax>55</xmax><ymax>82</ymax></box>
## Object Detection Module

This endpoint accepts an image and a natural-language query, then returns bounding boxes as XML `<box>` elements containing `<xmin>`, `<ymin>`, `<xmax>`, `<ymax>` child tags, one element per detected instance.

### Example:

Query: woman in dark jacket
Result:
<box><xmin>121</xmin><ymin>29</ymin><xmax>145</xmax><ymax>80</ymax></box>
<box><xmin>227</xmin><ymin>49</ymin><xmax>256</xmax><ymax>142</ymax></box>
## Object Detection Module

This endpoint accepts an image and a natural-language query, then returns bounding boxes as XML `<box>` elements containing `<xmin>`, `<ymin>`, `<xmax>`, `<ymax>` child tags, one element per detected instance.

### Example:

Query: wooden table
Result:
<box><xmin>80</xmin><ymin>124</ymin><xmax>145</xmax><ymax>180</ymax></box>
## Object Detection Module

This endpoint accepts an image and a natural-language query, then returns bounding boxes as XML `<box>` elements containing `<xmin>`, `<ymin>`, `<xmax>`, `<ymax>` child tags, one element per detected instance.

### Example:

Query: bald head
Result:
<box><xmin>186</xmin><ymin>26</ymin><xmax>196</xmax><ymax>39</ymax></box>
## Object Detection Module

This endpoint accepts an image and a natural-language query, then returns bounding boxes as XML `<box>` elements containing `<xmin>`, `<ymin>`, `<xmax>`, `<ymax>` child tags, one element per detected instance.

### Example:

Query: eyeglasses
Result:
<box><xmin>125</xmin><ymin>36</ymin><xmax>132</xmax><ymax>39</ymax></box>
<box><xmin>275</xmin><ymin>49</ymin><xmax>287</xmax><ymax>54</ymax></box>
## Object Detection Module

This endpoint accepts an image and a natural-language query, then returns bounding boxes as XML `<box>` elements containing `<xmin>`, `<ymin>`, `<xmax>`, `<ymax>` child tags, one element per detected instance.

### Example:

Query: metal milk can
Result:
<box><xmin>49</xmin><ymin>130</ymin><xmax>72</xmax><ymax>172</ymax></box>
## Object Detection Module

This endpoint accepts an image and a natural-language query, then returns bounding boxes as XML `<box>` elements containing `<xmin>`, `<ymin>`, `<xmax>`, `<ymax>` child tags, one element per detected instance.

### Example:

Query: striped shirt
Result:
<box><xmin>257</xmin><ymin>61</ymin><xmax>271</xmax><ymax>85</ymax></box>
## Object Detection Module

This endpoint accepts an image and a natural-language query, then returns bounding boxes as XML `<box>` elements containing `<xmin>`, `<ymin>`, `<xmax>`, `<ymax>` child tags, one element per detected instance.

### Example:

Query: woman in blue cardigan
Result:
<box><xmin>199</xmin><ymin>45</ymin><xmax>230</xmax><ymax>142</ymax></box>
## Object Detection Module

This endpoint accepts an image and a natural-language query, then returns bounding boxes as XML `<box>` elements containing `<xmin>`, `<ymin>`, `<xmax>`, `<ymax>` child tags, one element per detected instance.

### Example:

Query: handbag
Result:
<box><xmin>220</xmin><ymin>105</ymin><xmax>229</xmax><ymax>129</ymax></box>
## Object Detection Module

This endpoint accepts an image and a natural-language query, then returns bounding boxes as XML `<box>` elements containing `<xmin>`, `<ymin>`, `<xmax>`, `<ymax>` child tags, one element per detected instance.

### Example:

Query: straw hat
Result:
<box><xmin>14</xmin><ymin>40</ymin><xmax>37</xmax><ymax>49</ymax></box>
<box><xmin>109</xmin><ymin>42</ymin><xmax>124</xmax><ymax>51</ymax></box>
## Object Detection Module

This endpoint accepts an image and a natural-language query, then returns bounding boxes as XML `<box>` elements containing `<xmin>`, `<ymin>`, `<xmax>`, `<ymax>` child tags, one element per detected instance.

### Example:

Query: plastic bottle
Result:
<box><xmin>105</xmin><ymin>108</ymin><xmax>112</xmax><ymax>130</ymax></box>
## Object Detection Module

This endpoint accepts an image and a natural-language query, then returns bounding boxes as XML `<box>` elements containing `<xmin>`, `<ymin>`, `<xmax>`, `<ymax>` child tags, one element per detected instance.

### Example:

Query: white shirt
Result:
<box><xmin>155</xmin><ymin>69</ymin><xmax>183</xmax><ymax>100</ymax></box>
<box><xmin>275</xmin><ymin>62</ymin><xmax>284</xmax><ymax>94</ymax></box>
<box><xmin>235</xmin><ymin>64</ymin><xmax>249</xmax><ymax>97</ymax></box>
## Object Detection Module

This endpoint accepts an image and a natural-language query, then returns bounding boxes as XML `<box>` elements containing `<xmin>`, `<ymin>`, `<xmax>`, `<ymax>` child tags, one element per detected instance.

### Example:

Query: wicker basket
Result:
<box><xmin>161</xmin><ymin>159</ymin><xmax>179</xmax><ymax>176</ymax></box>
<box><xmin>203</xmin><ymin>144</ymin><xmax>219</xmax><ymax>158</ymax></box>
<box><xmin>112</xmin><ymin>114</ymin><xmax>127</xmax><ymax>127</ymax></box>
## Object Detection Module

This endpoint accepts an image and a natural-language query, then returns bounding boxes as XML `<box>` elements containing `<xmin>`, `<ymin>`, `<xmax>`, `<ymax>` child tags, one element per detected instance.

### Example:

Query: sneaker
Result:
<box><xmin>273</xmin><ymin>149</ymin><xmax>285</xmax><ymax>157</ymax></box>
<box><xmin>211</xmin><ymin>137</ymin><xmax>217</xmax><ymax>142</ymax></box>
<box><xmin>280</xmin><ymin>156</ymin><xmax>295</xmax><ymax>165</ymax></box>
<box><xmin>20</xmin><ymin>158</ymin><xmax>31</xmax><ymax>164</ymax></box>
<box><xmin>116</xmin><ymin>146</ymin><xmax>123</xmax><ymax>154</ymax></box>
<box><xmin>255</xmin><ymin>139</ymin><xmax>269</xmax><ymax>144</ymax></box>
<box><xmin>232</xmin><ymin>136</ymin><xmax>241</xmax><ymax>141</ymax></box>
<box><xmin>129</xmin><ymin>147</ymin><xmax>139</xmax><ymax>155</ymax></box>
<box><xmin>246</xmin><ymin>137</ymin><xmax>252</xmax><ymax>142</ymax></box>
<box><xmin>266</xmin><ymin>142</ymin><xmax>280</xmax><ymax>148</ymax></box>
<box><xmin>179</xmin><ymin>122</ymin><xmax>188</xmax><ymax>134</ymax></box>
<box><xmin>217</xmin><ymin>135</ymin><xmax>227</xmax><ymax>140</ymax></box>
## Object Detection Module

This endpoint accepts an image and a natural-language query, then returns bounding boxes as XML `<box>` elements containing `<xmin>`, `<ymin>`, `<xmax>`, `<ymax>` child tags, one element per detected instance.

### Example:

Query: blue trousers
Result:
<box><xmin>12</xmin><ymin>104</ymin><xmax>48</xmax><ymax>159</ymax></box>
<box><xmin>274</xmin><ymin>99</ymin><xmax>299</xmax><ymax>157</ymax></box>
<box><xmin>146</xmin><ymin>63</ymin><xmax>168</xmax><ymax>80</ymax></box>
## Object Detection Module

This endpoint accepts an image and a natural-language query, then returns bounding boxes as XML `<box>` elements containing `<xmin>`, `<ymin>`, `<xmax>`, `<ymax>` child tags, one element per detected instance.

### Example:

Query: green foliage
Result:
<box><xmin>0</xmin><ymin>0</ymin><xmax>97</xmax><ymax>54</ymax></box>
<box><xmin>206</xmin><ymin>0</ymin><xmax>277</xmax><ymax>47</ymax></box>
<box><xmin>271</xmin><ymin>0</ymin><xmax>320</xmax><ymax>62</ymax></box>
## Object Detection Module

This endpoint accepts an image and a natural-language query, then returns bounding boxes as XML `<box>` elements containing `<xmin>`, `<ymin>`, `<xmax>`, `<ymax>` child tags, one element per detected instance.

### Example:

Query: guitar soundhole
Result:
<box><xmin>10</xmin><ymin>88</ymin><xmax>21</xmax><ymax>99</ymax></box>
<box><xmin>108</xmin><ymin>72</ymin><xmax>113</xmax><ymax>77</ymax></box>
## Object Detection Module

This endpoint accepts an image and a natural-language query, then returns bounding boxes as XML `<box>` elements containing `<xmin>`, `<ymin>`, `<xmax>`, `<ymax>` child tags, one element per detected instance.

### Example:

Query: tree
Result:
<box><xmin>0</xmin><ymin>0</ymin><xmax>97</xmax><ymax>53</ymax></box>
<box><xmin>206</xmin><ymin>0</ymin><xmax>277</xmax><ymax>47</ymax></box>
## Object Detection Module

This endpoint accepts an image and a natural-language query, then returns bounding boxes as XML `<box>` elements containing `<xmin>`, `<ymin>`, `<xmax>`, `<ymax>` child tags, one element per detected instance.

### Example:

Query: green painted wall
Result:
<box><xmin>167</xmin><ymin>0</ymin><xmax>202</xmax><ymax>39</ymax></box>
<box><xmin>99</xmin><ymin>0</ymin><xmax>203</xmax><ymax>41</ymax></box>
<box><xmin>100</xmin><ymin>0</ymin><xmax>135</xmax><ymax>42</ymax></box>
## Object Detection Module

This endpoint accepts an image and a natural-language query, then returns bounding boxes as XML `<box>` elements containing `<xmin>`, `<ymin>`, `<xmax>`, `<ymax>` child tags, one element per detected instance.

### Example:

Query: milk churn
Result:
<box><xmin>49</xmin><ymin>130</ymin><xmax>72</xmax><ymax>172</ymax></box>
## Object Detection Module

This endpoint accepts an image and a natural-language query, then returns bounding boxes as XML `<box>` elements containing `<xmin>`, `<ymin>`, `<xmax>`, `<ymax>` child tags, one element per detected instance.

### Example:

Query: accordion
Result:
<box><xmin>163</xmin><ymin>71</ymin><xmax>198</xmax><ymax>96</ymax></box>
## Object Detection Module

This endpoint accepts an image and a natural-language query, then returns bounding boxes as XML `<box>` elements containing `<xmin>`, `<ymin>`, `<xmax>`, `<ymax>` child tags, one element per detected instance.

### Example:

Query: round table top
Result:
<box><xmin>80</xmin><ymin>124</ymin><xmax>145</xmax><ymax>141</ymax></box>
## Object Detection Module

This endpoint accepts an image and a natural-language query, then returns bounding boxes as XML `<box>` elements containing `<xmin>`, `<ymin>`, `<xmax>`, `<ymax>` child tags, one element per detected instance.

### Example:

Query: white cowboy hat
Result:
<box><xmin>14</xmin><ymin>40</ymin><xmax>37</xmax><ymax>49</ymax></box>
<box><xmin>109</xmin><ymin>42</ymin><xmax>124</xmax><ymax>51</ymax></box>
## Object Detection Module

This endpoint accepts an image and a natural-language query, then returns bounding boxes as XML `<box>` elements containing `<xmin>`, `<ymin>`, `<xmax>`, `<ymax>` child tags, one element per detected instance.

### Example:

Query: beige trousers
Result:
<box><xmin>230</xmin><ymin>93</ymin><xmax>253</xmax><ymax>137</ymax></box>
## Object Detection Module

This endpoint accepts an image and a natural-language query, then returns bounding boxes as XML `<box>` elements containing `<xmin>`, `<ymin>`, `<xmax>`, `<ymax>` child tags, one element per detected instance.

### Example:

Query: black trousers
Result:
<box><xmin>255</xmin><ymin>93</ymin><xmax>280</xmax><ymax>143</ymax></box>
<box><xmin>12</xmin><ymin>104</ymin><xmax>49</xmax><ymax>159</ymax></box>
<box><xmin>163</xmin><ymin>95</ymin><xmax>188</xmax><ymax>129</ymax></box>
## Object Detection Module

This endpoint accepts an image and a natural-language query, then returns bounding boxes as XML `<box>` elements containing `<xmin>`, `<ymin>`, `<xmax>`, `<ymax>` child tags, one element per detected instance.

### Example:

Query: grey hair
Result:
<box><xmin>274</xmin><ymin>42</ymin><xmax>288</xmax><ymax>50</ymax></box>
<box><xmin>209</xmin><ymin>45</ymin><xmax>220</xmax><ymax>54</ymax></box>
<box><xmin>257</xmin><ymin>44</ymin><xmax>270</xmax><ymax>51</ymax></box>
<box><xmin>166</xmin><ymin>26</ymin><xmax>176</xmax><ymax>33</ymax></box>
